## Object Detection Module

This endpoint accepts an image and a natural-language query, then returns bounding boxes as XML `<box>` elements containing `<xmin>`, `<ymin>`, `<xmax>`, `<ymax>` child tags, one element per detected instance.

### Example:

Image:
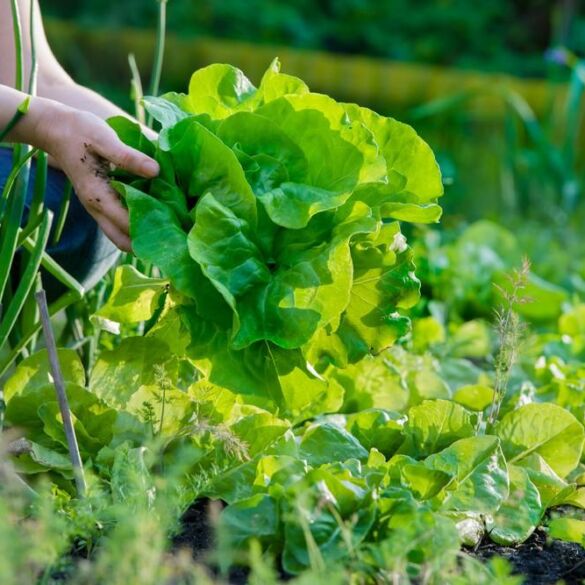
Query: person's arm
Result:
<box><xmin>0</xmin><ymin>0</ymin><xmax>159</xmax><ymax>252</ymax></box>
<box><xmin>0</xmin><ymin>0</ymin><xmax>141</xmax><ymax>124</ymax></box>
<box><xmin>0</xmin><ymin>84</ymin><xmax>158</xmax><ymax>252</ymax></box>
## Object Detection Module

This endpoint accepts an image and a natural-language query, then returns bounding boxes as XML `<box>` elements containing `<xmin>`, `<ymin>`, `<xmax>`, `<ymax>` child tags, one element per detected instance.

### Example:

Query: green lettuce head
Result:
<box><xmin>110</xmin><ymin>59</ymin><xmax>443</xmax><ymax>409</ymax></box>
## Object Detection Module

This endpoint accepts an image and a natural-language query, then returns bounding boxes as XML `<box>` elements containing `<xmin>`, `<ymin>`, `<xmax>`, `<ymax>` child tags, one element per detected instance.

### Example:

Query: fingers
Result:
<box><xmin>97</xmin><ymin>216</ymin><xmax>132</xmax><ymax>253</ymax></box>
<box><xmin>76</xmin><ymin>177</ymin><xmax>132</xmax><ymax>252</ymax></box>
<box><xmin>92</xmin><ymin>127</ymin><xmax>159</xmax><ymax>178</ymax></box>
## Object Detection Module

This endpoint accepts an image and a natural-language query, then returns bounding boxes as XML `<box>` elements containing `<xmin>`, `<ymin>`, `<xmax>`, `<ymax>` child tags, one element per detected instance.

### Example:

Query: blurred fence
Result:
<box><xmin>46</xmin><ymin>19</ymin><xmax>571</xmax><ymax>119</ymax></box>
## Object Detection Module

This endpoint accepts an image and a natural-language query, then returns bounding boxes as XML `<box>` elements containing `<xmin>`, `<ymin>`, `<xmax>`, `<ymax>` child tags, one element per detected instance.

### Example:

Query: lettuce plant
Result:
<box><xmin>110</xmin><ymin>60</ymin><xmax>443</xmax><ymax>412</ymax></box>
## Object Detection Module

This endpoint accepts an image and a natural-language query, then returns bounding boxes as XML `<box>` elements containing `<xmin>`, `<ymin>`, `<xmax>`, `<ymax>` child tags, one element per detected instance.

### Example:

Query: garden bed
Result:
<box><xmin>174</xmin><ymin>500</ymin><xmax>585</xmax><ymax>585</ymax></box>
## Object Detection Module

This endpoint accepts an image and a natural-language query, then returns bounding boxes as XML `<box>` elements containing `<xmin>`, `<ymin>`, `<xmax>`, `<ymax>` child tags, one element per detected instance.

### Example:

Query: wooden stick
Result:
<box><xmin>35</xmin><ymin>289</ymin><xmax>86</xmax><ymax>497</ymax></box>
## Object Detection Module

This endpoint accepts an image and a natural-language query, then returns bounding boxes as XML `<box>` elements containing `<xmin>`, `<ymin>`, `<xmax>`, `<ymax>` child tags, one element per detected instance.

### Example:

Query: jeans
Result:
<box><xmin>0</xmin><ymin>147</ymin><xmax>119</xmax><ymax>300</ymax></box>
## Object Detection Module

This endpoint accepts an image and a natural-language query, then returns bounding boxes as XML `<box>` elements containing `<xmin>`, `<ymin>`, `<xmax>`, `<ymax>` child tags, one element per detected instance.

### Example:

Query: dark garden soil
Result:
<box><xmin>173</xmin><ymin>498</ymin><xmax>250</xmax><ymax>584</ymax></box>
<box><xmin>175</xmin><ymin>499</ymin><xmax>585</xmax><ymax>585</ymax></box>
<box><xmin>470</xmin><ymin>528</ymin><xmax>585</xmax><ymax>585</ymax></box>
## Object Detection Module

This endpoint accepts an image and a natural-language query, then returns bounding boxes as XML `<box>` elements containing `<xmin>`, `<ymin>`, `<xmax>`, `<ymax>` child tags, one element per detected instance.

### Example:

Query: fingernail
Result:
<box><xmin>142</xmin><ymin>159</ymin><xmax>159</xmax><ymax>176</ymax></box>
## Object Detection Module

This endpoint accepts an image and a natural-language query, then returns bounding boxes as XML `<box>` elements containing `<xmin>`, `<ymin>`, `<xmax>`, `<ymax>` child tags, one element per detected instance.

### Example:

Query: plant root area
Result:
<box><xmin>469</xmin><ymin>529</ymin><xmax>585</xmax><ymax>585</ymax></box>
<box><xmin>174</xmin><ymin>500</ymin><xmax>585</xmax><ymax>585</ymax></box>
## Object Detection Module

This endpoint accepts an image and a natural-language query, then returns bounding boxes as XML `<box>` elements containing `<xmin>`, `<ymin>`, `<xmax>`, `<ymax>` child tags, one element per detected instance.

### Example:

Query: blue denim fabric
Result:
<box><xmin>0</xmin><ymin>146</ymin><xmax>119</xmax><ymax>299</ymax></box>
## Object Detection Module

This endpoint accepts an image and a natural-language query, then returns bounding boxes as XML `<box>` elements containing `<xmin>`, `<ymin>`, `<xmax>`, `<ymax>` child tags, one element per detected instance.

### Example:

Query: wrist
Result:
<box><xmin>26</xmin><ymin>96</ymin><xmax>72</xmax><ymax>153</ymax></box>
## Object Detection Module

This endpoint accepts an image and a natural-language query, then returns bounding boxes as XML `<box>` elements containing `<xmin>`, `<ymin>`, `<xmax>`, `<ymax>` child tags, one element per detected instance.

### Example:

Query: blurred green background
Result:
<box><xmin>45</xmin><ymin>0</ymin><xmax>584</xmax><ymax>77</ymax></box>
<box><xmin>43</xmin><ymin>0</ymin><xmax>585</xmax><ymax>224</ymax></box>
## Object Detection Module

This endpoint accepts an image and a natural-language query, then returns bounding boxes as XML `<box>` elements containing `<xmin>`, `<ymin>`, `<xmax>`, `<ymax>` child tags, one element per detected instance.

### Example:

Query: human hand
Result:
<box><xmin>35</xmin><ymin>102</ymin><xmax>159</xmax><ymax>252</ymax></box>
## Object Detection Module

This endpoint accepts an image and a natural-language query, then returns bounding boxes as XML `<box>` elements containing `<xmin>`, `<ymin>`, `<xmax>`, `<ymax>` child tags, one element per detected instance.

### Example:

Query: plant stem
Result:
<box><xmin>35</xmin><ymin>289</ymin><xmax>87</xmax><ymax>498</ymax></box>
<box><xmin>147</xmin><ymin>0</ymin><xmax>168</xmax><ymax>126</ymax></box>
<box><xmin>10</xmin><ymin>0</ymin><xmax>24</xmax><ymax>92</ymax></box>
<box><xmin>128</xmin><ymin>53</ymin><xmax>146</xmax><ymax>124</ymax></box>
<box><xmin>27</xmin><ymin>0</ymin><xmax>38</xmax><ymax>95</ymax></box>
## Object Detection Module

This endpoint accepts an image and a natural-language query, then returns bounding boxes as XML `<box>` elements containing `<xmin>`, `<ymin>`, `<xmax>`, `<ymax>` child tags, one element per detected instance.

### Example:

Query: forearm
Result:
<box><xmin>1</xmin><ymin>0</ymin><xmax>142</xmax><ymax>130</ymax></box>
<box><xmin>38</xmin><ymin>72</ymin><xmax>129</xmax><ymax>121</ymax></box>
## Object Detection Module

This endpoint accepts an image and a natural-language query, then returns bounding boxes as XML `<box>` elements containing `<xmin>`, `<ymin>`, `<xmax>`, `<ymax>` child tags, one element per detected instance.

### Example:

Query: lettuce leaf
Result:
<box><xmin>112</xmin><ymin>60</ymin><xmax>444</xmax><ymax>400</ymax></box>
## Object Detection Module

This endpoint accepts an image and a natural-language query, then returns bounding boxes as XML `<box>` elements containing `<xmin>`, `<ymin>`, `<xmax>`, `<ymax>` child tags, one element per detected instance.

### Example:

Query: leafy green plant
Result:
<box><xmin>4</xmin><ymin>14</ymin><xmax>585</xmax><ymax>580</ymax></box>
<box><xmin>107</xmin><ymin>60</ymin><xmax>443</xmax><ymax>416</ymax></box>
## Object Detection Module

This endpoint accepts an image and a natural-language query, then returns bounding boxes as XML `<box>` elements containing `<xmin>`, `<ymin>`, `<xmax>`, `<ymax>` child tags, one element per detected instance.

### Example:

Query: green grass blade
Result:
<box><xmin>0</xmin><ymin>211</ymin><xmax>52</xmax><ymax>349</ymax></box>
<box><xmin>27</xmin><ymin>150</ymin><xmax>48</xmax><ymax>223</ymax></box>
<box><xmin>128</xmin><ymin>53</ymin><xmax>146</xmax><ymax>125</ymax></box>
<box><xmin>0</xmin><ymin>148</ymin><xmax>37</xmax><ymax>300</ymax></box>
<box><xmin>51</xmin><ymin>180</ymin><xmax>73</xmax><ymax>245</ymax></box>
<box><xmin>10</xmin><ymin>0</ymin><xmax>24</xmax><ymax>92</ymax></box>
<box><xmin>146</xmin><ymin>0</ymin><xmax>168</xmax><ymax>127</ymax></box>
<box><xmin>0</xmin><ymin>97</ymin><xmax>31</xmax><ymax>143</ymax></box>
<box><xmin>20</xmin><ymin>235</ymin><xmax>85</xmax><ymax>298</ymax></box>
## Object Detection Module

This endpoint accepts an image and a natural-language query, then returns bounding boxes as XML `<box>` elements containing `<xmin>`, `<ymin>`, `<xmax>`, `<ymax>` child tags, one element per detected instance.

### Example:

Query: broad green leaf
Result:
<box><xmin>343</xmin><ymin>103</ymin><xmax>444</xmax><ymax>204</ymax></box>
<box><xmin>186</xmin><ymin>63</ymin><xmax>257</xmax><ymax>119</ymax></box>
<box><xmin>220</xmin><ymin>494</ymin><xmax>280</xmax><ymax>548</ymax></box>
<box><xmin>254</xmin><ymin>58</ymin><xmax>309</xmax><ymax>103</ymax></box>
<box><xmin>161</xmin><ymin>117</ymin><xmax>257</xmax><ymax>224</ymax></box>
<box><xmin>407</xmin><ymin>367</ymin><xmax>451</xmax><ymax>404</ymax></box>
<box><xmin>6</xmin><ymin>382</ymin><xmax>117</xmax><ymax>460</ymax></box>
<box><xmin>209</xmin><ymin>432</ymin><xmax>298</xmax><ymax>503</ymax></box>
<box><xmin>10</xmin><ymin>440</ymin><xmax>73</xmax><ymax>479</ymax></box>
<box><xmin>452</xmin><ymin>385</ymin><xmax>495</xmax><ymax>411</ymax></box>
<box><xmin>380</xmin><ymin>202</ymin><xmax>442</xmax><ymax>223</ymax></box>
<box><xmin>400</xmin><ymin>399</ymin><xmax>475</xmax><ymax>458</ymax></box>
<box><xmin>378</xmin><ymin>501</ymin><xmax>460</xmax><ymax>571</ymax></box>
<box><xmin>548</xmin><ymin>517</ymin><xmax>585</xmax><ymax>545</ymax></box>
<box><xmin>562</xmin><ymin>487</ymin><xmax>585</xmax><ymax>509</ymax></box>
<box><xmin>425</xmin><ymin>436</ymin><xmax>509</xmax><ymax>515</ymax></box>
<box><xmin>320</xmin><ymin>222</ymin><xmax>419</xmax><ymax>365</ymax></box>
<box><xmin>94</xmin><ymin>265</ymin><xmax>168</xmax><ymax>325</ymax></box>
<box><xmin>90</xmin><ymin>337</ymin><xmax>193</xmax><ymax>434</ymax></box>
<box><xmin>487</xmin><ymin>465</ymin><xmax>543</xmax><ymax>545</ymax></box>
<box><xmin>37</xmin><ymin>395</ymin><xmax>117</xmax><ymax>458</ymax></box>
<box><xmin>182</xmin><ymin>60</ymin><xmax>308</xmax><ymax>120</ymax></box>
<box><xmin>143</xmin><ymin>95</ymin><xmax>189</xmax><ymax>129</ymax></box>
<box><xmin>308</xmin><ymin>464</ymin><xmax>371</xmax><ymax>515</ymax></box>
<box><xmin>254</xmin><ymin>455</ymin><xmax>308</xmax><ymax>492</ymax></box>
<box><xmin>449</xmin><ymin>320</ymin><xmax>492</xmax><ymax>359</ymax></box>
<box><xmin>400</xmin><ymin>462</ymin><xmax>452</xmax><ymax>500</ymax></box>
<box><xmin>519</xmin><ymin>453</ymin><xmax>575</xmax><ymax>509</ymax></box>
<box><xmin>119</xmin><ymin>183</ymin><xmax>200</xmax><ymax>300</ymax></box>
<box><xmin>496</xmin><ymin>403</ymin><xmax>585</xmax><ymax>478</ymax></box>
<box><xmin>187</xmin><ymin>192</ymin><xmax>270</xmax><ymax>321</ymax></box>
<box><xmin>282</xmin><ymin>474</ymin><xmax>376</xmax><ymax>574</ymax></box>
<box><xmin>189</xmin><ymin>195</ymin><xmax>376</xmax><ymax>350</ymax></box>
<box><xmin>107</xmin><ymin>116</ymin><xmax>156</xmax><ymax>158</ymax></box>
<box><xmin>216</xmin><ymin>111</ymin><xmax>307</xmax><ymax>190</ymax></box>
<box><xmin>3</xmin><ymin>349</ymin><xmax>85</xmax><ymax>403</ymax></box>
<box><xmin>329</xmin><ymin>354</ymin><xmax>409</xmax><ymax>412</ymax></box>
<box><xmin>299</xmin><ymin>422</ymin><xmax>369</xmax><ymax>466</ymax></box>
<box><xmin>181</xmin><ymin>306</ymin><xmax>343</xmax><ymax>421</ymax></box>
<box><xmin>345</xmin><ymin>409</ymin><xmax>406</xmax><ymax>457</ymax></box>
<box><xmin>257</xmin><ymin>93</ymin><xmax>384</xmax><ymax>189</ymax></box>
<box><xmin>231</xmin><ymin>411</ymin><xmax>291</xmax><ymax>457</ymax></box>
<box><xmin>216</xmin><ymin>110</ymin><xmax>359</xmax><ymax>229</ymax></box>
<box><xmin>411</xmin><ymin>316</ymin><xmax>446</xmax><ymax>353</ymax></box>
